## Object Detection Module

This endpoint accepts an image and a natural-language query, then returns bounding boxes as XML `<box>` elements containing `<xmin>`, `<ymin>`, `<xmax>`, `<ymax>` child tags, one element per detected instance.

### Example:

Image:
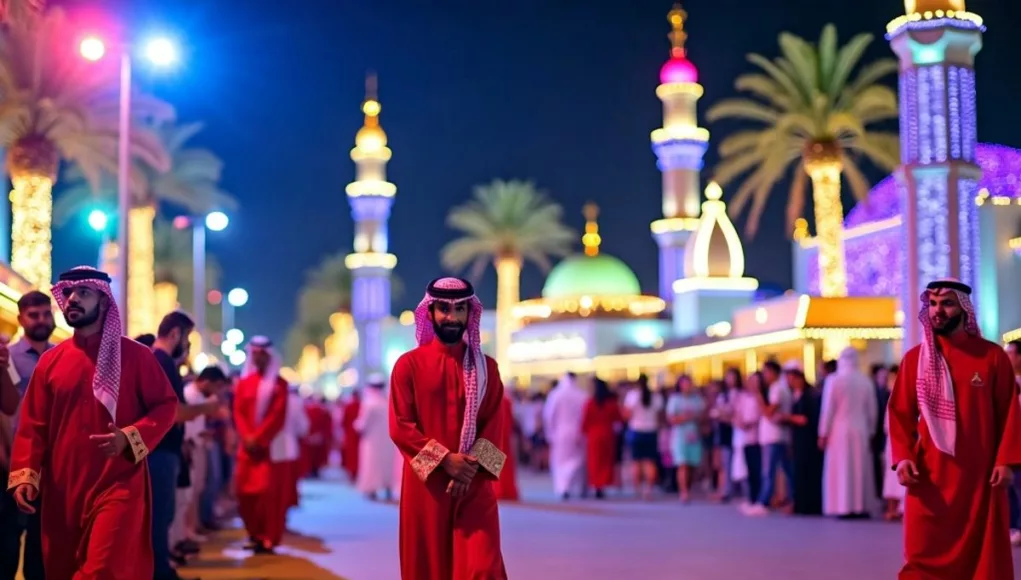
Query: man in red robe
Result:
<box><xmin>889</xmin><ymin>278</ymin><xmax>1021</xmax><ymax>579</ymax></box>
<box><xmin>341</xmin><ymin>391</ymin><xmax>361</xmax><ymax>482</ymax></box>
<box><xmin>494</xmin><ymin>394</ymin><xmax>520</xmax><ymax>501</ymax></box>
<box><xmin>390</xmin><ymin>277</ymin><xmax>507</xmax><ymax>580</ymax></box>
<box><xmin>7</xmin><ymin>266</ymin><xmax>179</xmax><ymax>579</ymax></box>
<box><xmin>232</xmin><ymin>336</ymin><xmax>289</xmax><ymax>554</ymax></box>
<box><xmin>302</xmin><ymin>397</ymin><xmax>333</xmax><ymax>478</ymax></box>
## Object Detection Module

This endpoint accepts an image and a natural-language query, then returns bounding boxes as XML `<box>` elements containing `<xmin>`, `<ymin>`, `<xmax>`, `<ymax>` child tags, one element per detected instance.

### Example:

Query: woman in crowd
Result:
<box><xmin>581</xmin><ymin>378</ymin><xmax>623</xmax><ymax>499</ymax></box>
<box><xmin>622</xmin><ymin>374</ymin><xmax>663</xmax><ymax>500</ymax></box>
<box><xmin>786</xmin><ymin>365</ymin><xmax>823</xmax><ymax>515</ymax></box>
<box><xmin>666</xmin><ymin>375</ymin><xmax>706</xmax><ymax>503</ymax></box>
<box><xmin>712</xmin><ymin>372</ymin><xmax>740</xmax><ymax>502</ymax></box>
<box><xmin>735</xmin><ymin>371</ymin><xmax>765</xmax><ymax>505</ymax></box>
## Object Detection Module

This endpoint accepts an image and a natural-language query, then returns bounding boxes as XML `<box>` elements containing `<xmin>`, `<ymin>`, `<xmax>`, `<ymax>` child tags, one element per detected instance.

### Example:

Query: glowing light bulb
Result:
<box><xmin>79</xmin><ymin>36</ymin><xmax>106</xmax><ymax>61</ymax></box>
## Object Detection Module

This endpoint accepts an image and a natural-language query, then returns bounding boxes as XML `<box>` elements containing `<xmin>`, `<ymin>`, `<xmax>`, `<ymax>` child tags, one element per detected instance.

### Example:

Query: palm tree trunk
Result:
<box><xmin>804</xmin><ymin>158</ymin><xmax>848</xmax><ymax>297</ymax></box>
<box><xmin>9</xmin><ymin>172</ymin><xmax>53</xmax><ymax>290</ymax></box>
<box><xmin>494</xmin><ymin>255</ymin><xmax>522</xmax><ymax>375</ymax></box>
<box><xmin>154</xmin><ymin>281</ymin><xmax>179</xmax><ymax>322</ymax></box>
<box><xmin>127</xmin><ymin>205</ymin><xmax>157</xmax><ymax>337</ymax></box>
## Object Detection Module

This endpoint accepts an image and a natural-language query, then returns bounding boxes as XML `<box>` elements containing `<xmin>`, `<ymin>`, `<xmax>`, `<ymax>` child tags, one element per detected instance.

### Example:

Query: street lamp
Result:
<box><xmin>174</xmin><ymin>212</ymin><xmax>229</xmax><ymax>354</ymax></box>
<box><xmin>87</xmin><ymin>209</ymin><xmax>108</xmax><ymax>232</ymax></box>
<box><xmin>79</xmin><ymin>33</ymin><xmax>180</xmax><ymax>333</ymax></box>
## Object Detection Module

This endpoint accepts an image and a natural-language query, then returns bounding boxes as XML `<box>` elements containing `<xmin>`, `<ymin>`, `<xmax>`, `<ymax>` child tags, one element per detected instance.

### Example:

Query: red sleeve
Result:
<box><xmin>389</xmin><ymin>354</ymin><xmax>449</xmax><ymax>482</ymax></box>
<box><xmin>580</xmin><ymin>400</ymin><xmax>595</xmax><ymax>435</ymax></box>
<box><xmin>992</xmin><ymin>348</ymin><xmax>1021</xmax><ymax>467</ymax></box>
<box><xmin>251</xmin><ymin>379</ymin><xmax>288</xmax><ymax>448</ymax></box>
<box><xmin>889</xmin><ymin>348</ymin><xmax>920</xmax><ymax>468</ymax></box>
<box><xmin>121</xmin><ymin>347</ymin><xmax>179</xmax><ymax>464</ymax></box>
<box><xmin>469</xmin><ymin>357</ymin><xmax>507</xmax><ymax>480</ymax></box>
<box><xmin>6</xmin><ymin>355</ymin><xmax>52</xmax><ymax>491</ymax></box>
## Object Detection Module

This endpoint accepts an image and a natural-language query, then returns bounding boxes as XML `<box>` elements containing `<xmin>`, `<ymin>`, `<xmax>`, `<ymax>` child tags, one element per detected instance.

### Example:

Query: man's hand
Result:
<box><xmin>991</xmin><ymin>465</ymin><xmax>1014</xmax><ymax>487</ymax></box>
<box><xmin>447</xmin><ymin>479</ymin><xmax>470</xmax><ymax>497</ymax></box>
<box><xmin>0</xmin><ymin>339</ymin><xmax>10</xmax><ymax>370</ymax></box>
<box><xmin>11</xmin><ymin>483</ymin><xmax>36</xmax><ymax>513</ymax></box>
<box><xmin>89</xmin><ymin>423</ymin><xmax>128</xmax><ymax>458</ymax></box>
<box><xmin>896</xmin><ymin>459</ymin><xmax>920</xmax><ymax>486</ymax></box>
<box><xmin>441</xmin><ymin>453</ymin><xmax>478</xmax><ymax>485</ymax></box>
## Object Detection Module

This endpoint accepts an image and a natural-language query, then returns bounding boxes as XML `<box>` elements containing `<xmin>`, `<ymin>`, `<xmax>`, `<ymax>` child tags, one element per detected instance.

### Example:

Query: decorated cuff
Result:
<box><xmin>122</xmin><ymin>426</ymin><xmax>150</xmax><ymax>464</ymax></box>
<box><xmin>470</xmin><ymin>438</ymin><xmax>506</xmax><ymax>479</ymax></box>
<box><xmin>411</xmin><ymin>439</ymin><xmax>450</xmax><ymax>482</ymax></box>
<box><xmin>7</xmin><ymin>467</ymin><xmax>40</xmax><ymax>491</ymax></box>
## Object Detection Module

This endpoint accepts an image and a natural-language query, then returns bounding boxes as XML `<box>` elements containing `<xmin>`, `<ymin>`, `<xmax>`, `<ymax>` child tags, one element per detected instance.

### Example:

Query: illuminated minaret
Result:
<box><xmin>887</xmin><ymin>1</ymin><xmax>984</xmax><ymax>346</ymax></box>
<box><xmin>345</xmin><ymin>74</ymin><xmax>397</xmax><ymax>380</ymax></box>
<box><xmin>650</xmin><ymin>3</ymin><xmax>709</xmax><ymax>306</ymax></box>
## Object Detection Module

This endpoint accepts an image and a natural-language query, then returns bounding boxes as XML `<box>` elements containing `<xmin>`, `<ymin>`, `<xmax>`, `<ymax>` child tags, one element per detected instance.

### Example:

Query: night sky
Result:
<box><xmin>48</xmin><ymin>0</ymin><xmax>1021</xmax><ymax>344</ymax></box>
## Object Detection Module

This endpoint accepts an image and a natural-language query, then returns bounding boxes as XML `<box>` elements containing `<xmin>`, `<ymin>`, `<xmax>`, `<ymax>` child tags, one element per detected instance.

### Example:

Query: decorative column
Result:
<box><xmin>887</xmin><ymin>1</ymin><xmax>984</xmax><ymax>347</ymax></box>
<box><xmin>650</xmin><ymin>3</ymin><xmax>708</xmax><ymax>306</ymax></box>
<box><xmin>345</xmin><ymin>74</ymin><xmax>397</xmax><ymax>382</ymax></box>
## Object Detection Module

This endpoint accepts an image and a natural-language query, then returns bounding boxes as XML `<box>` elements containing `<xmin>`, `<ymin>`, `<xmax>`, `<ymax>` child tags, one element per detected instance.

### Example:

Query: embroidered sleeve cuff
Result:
<box><xmin>122</xmin><ymin>426</ymin><xmax>150</xmax><ymax>463</ymax></box>
<box><xmin>411</xmin><ymin>439</ymin><xmax>449</xmax><ymax>482</ymax></box>
<box><xmin>7</xmin><ymin>467</ymin><xmax>40</xmax><ymax>491</ymax></box>
<box><xmin>470</xmin><ymin>438</ymin><xmax>506</xmax><ymax>479</ymax></box>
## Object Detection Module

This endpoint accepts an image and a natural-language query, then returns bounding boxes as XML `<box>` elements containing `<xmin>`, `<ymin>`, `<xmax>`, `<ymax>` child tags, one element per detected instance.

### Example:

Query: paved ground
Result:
<box><xmin>181</xmin><ymin>469</ymin><xmax>952</xmax><ymax>580</ymax></box>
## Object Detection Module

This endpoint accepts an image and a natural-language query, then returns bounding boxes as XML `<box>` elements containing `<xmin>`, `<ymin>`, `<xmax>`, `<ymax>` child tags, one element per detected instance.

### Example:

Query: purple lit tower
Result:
<box><xmin>346</xmin><ymin>74</ymin><xmax>397</xmax><ymax>380</ymax></box>
<box><xmin>887</xmin><ymin>1</ymin><xmax>985</xmax><ymax>347</ymax></box>
<box><xmin>650</xmin><ymin>3</ymin><xmax>708</xmax><ymax>306</ymax></box>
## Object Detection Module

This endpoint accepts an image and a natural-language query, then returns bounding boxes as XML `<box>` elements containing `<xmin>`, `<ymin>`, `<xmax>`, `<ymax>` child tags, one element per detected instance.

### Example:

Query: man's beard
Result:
<box><xmin>65</xmin><ymin>303</ymin><xmax>100</xmax><ymax>329</ymax></box>
<box><xmin>171</xmin><ymin>338</ymin><xmax>187</xmax><ymax>360</ymax></box>
<box><xmin>931</xmin><ymin>312</ymin><xmax>964</xmax><ymax>336</ymax></box>
<box><xmin>433</xmin><ymin>321</ymin><xmax>466</xmax><ymax>344</ymax></box>
<box><xmin>25</xmin><ymin>323</ymin><xmax>55</xmax><ymax>341</ymax></box>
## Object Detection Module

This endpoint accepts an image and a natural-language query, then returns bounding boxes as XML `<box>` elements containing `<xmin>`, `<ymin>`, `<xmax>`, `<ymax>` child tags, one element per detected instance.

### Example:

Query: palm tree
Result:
<box><xmin>284</xmin><ymin>253</ymin><xmax>353</xmax><ymax>365</ymax></box>
<box><xmin>151</xmin><ymin>218</ymin><xmax>222</xmax><ymax>332</ymax></box>
<box><xmin>440</xmin><ymin>179</ymin><xmax>576</xmax><ymax>370</ymax></box>
<box><xmin>53</xmin><ymin>121</ymin><xmax>235</xmax><ymax>335</ymax></box>
<box><xmin>0</xmin><ymin>8</ymin><xmax>171</xmax><ymax>290</ymax></box>
<box><xmin>706</xmin><ymin>24</ymin><xmax>899</xmax><ymax>297</ymax></box>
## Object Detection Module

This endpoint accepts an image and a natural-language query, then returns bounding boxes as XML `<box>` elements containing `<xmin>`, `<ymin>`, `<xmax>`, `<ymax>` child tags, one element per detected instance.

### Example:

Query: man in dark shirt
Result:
<box><xmin>149</xmin><ymin>312</ymin><xmax>217</xmax><ymax>580</ymax></box>
<box><xmin>0</xmin><ymin>291</ymin><xmax>54</xmax><ymax>580</ymax></box>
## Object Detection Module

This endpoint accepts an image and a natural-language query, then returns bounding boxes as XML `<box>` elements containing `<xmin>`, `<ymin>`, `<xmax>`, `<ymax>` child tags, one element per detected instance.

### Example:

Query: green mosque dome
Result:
<box><xmin>542</xmin><ymin>254</ymin><xmax>642</xmax><ymax>299</ymax></box>
<box><xmin>541</xmin><ymin>202</ymin><xmax>642</xmax><ymax>299</ymax></box>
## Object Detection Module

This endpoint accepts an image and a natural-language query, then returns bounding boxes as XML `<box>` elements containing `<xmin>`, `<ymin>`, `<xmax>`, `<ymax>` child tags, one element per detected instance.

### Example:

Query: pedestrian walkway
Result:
<box><xmin>182</xmin><ymin>470</ymin><xmax>1021</xmax><ymax>580</ymax></box>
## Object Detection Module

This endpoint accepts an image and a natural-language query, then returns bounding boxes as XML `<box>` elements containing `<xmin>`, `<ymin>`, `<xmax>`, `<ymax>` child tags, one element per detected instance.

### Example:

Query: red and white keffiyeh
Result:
<box><xmin>414</xmin><ymin>277</ymin><xmax>487</xmax><ymax>454</ymax></box>
<box><xmin>51</xmin><ymin>266</ymin><xmax>122</xmax><ymax>422</ymax></box>
<box><xmin>916</xmin><ymin>278</ymin><xmax>980</xmax><ymax>457</ymax></box>
<box><xmin>243</xmin><ymin>336</ymin><xmax>282</xmax><ymax>421</ymax></box>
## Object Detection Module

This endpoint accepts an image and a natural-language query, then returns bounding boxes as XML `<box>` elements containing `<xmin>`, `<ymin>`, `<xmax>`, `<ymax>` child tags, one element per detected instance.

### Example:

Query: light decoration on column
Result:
<box><xmin>346</xmin><ymin>73</ymin><xmax>396</xmax><ymax>379</ymax></box>
<box><xmin>805</xmin><ymin>155</ymin><xmax>848</xmax><ymax>297</ymax></box>
<box><xmin>127</xmin><ymin>206</ymin><xmax>156</xmax><ymax>337</ymax></box>
<box><xmin>9</xmin><ymin>174</ymin><xmax>52</xmax><ymax>290</ymax></box>
<box><xmin>649</xmin><ymin>2</ymin><xmax>709</xmax><ymax>304</ymax></box>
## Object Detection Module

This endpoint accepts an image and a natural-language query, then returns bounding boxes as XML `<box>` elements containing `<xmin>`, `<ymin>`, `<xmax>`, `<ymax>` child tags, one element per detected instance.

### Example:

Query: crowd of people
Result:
<box><xmin>2</xmin><ymin>270</ymin><xmax>1021</xmax><ymax>580</ymax></box>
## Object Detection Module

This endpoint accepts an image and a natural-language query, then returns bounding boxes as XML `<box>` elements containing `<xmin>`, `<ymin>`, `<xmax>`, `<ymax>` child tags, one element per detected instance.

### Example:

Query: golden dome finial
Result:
<box><xmin>667</xmin><ymin>3</ymin><xmax>687</xmax><ymax>55</ymax></box>
<box><xmin>582</xmin><ymin>202</ymin><xmax>601</xmax><ymax>257</ymax></box>
<box><xmin>362</xmin><ymin>72</ymin><xmax>381</xmax><ymax>126</ymax></box>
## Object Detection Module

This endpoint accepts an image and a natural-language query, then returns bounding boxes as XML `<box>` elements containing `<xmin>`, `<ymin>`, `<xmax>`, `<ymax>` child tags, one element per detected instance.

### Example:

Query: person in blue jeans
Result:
<box><xmin>743</xmin><ymin>360</ymin><xmax>795</xmax><ymax>516</ymax></box>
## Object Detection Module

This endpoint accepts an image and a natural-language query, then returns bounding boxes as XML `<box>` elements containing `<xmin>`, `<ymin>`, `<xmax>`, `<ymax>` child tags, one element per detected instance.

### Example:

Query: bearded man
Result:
<box><xmin>233</xmin><ymin>336</ymin><xmax>290</xmax><ymax>554</ymax></box>
<box><xmin>6</xmin><ymin>266</ymin><xmax>179</xmax><ymax>579</ymax></box>
<box><xmin>889</xmin><ymin>278</ymin><xmax>1021</xmax><ymax>579</ymax></box>
<box><xmin>389</xmin><ymin>277</ymin><xmax>507</xmax><ymax>580</ymax></box>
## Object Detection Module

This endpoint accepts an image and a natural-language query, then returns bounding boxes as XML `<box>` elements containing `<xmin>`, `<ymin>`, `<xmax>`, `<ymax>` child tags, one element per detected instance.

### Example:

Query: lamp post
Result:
<box><xmin>175</xmin><ymin>211</ymin><xmax>229</xmax><ymax>355</ymax></box>
<box><xmin>80</xmin><ymin>34</ymin><xmax>179</xmax><ymax>333</ymax></box>
<box><xmin>87</xmin><ymin>209</ymin><xmax>111</xmax><ymax>269</ymax></box>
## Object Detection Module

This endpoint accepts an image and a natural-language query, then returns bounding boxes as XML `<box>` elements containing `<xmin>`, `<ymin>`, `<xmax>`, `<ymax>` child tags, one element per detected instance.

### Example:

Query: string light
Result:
<box><xmin>9</xmin><ymin>174</ymin><xmax>53</xmax><ymax>290</ymax></box>
<box><xmin>805</xmin><ymin>158</ymin><xmax>847</xmax><ymax>297</ymax></box>
<box><xmin>887</xmin><ymin>10</ymin><xmax>984</xmax><ymax>38</ymax></box>
<box><xmin>686</xmin><ymin>182</ymin><xmax>747</xmax><ymax>279</ymax></box>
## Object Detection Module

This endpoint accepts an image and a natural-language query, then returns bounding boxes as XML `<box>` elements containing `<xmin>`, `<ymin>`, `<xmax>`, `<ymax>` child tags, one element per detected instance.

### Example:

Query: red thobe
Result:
<box><xmin>233</xmin><ymin>374</ymin><xmax>289</xmax><ymax>548</ymax></box>
<box><xmin>6</xmin><ymin>335</ymin><xmax>178</xmax><ymax>580</ymax></box>
<box><xmin>581</xmin><ymin>398</ymin><xmax>622</xmax><ymax>489</ymax></box>
<box><xmin>889</xmin><ymin>334</ymin><xmax>1021</xmax><ymax>579</ymax></box>
<box><xmin>494</xmin><ymin>395</ymin><xmax>520</xmax><ymax>501</ymax></box>
<box><xmin>341</xmin><ymin>397</ymin><xmax>361</xmax><ymax>481</ymax></box>
<box><xmin>390</xmin><ymin>339</ymin><xmax>508</xmax><ymax>580</ymax></box>
<box><xmin>303</xmin><ymin>402</ymin><xmax>333</xmax><ymax>477</ymax></box>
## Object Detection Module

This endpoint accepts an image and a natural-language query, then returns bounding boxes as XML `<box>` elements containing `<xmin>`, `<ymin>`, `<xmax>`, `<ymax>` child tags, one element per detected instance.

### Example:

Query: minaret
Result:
<box><xmin>650</xmin><ymin>3</ymin><xmax>709</xmax><ymax>306</ymax></box>
<box><xmin>345</xmin><ymin>73</ymin><xmax>397</xmax><ymax>380</ymax></box>
<box><xmin>887</xmin><ymin>1</ymin><xmax>984</xmax><ymax>346</ymax></box>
